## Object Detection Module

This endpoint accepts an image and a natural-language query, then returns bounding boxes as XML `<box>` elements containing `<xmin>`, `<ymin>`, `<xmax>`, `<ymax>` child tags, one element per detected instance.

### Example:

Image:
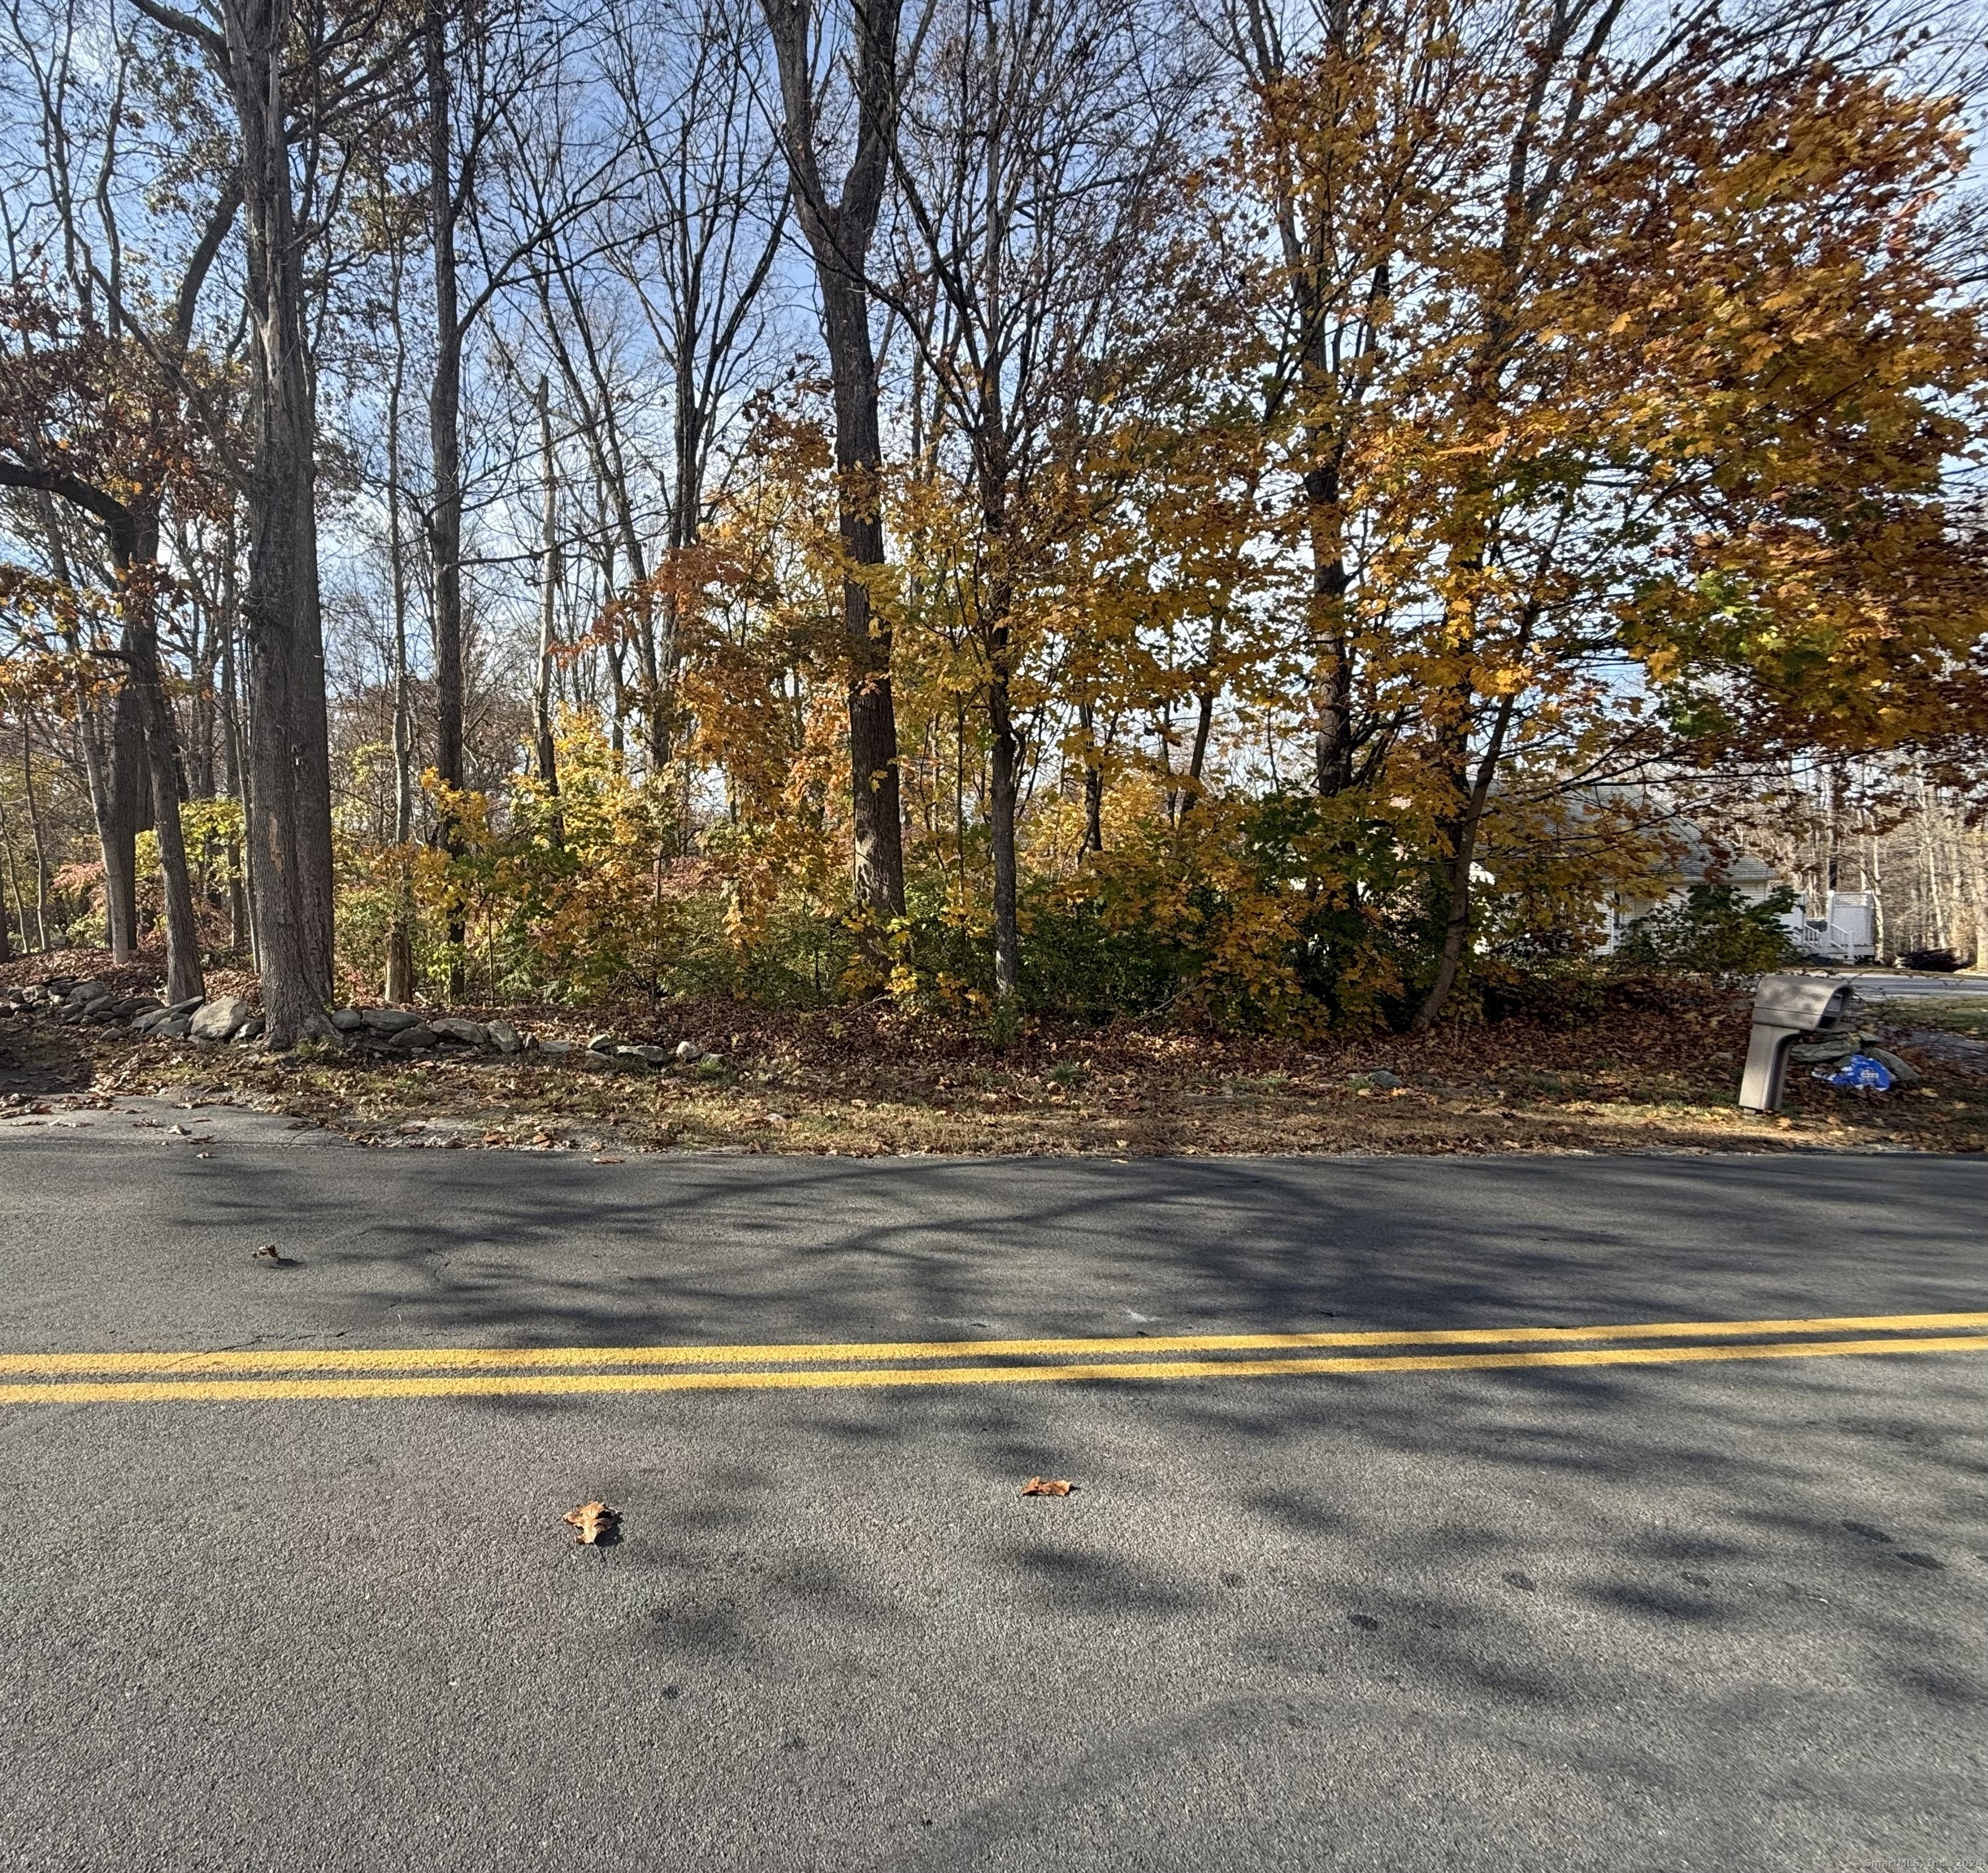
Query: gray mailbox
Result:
<box><xmin>1739</xmin><ymin>974</ymin><xmax>1857</xmax><ymax>1114</ymax></box>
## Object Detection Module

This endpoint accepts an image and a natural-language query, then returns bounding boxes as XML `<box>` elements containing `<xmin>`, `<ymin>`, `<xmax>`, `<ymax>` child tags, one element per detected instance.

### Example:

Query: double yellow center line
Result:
<box><xmin>0</xmin><ymin>1311</ymin><xmax>1984</xmax><ymax>1407</ymax></box>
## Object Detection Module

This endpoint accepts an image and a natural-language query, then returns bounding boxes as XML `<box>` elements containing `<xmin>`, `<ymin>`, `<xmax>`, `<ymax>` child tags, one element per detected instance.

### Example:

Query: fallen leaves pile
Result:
<box><xmin>1020</xmin><ymin>1478</ymin><xmax>1074</xmax><ymax>1497</ymax></box>
<box><xmin>6</xmin><ymin>954</ymin><xmax>1985</xmax><ymax>1158</ymax></box>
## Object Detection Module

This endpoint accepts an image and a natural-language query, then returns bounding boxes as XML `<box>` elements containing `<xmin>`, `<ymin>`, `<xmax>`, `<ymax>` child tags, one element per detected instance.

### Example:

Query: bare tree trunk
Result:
<box><xmin>425</xmin><ymin>0</ymin><xmax>467</xmax><ymax>998</ymax></box>
<box><xmin>98</xmin><ymin>520</ymin><xmax>208</xmax><ymax>1004</ymax></box>
<box><xmin>38</xmin><ymin>493</ymin><xmax>141</xmax><ymax>959</ymax></box>
<box><xmin>533</xmin><ymin>376</ymin><xmax>562</xmax><ymax>801</ymax></box>
<box><xmin>1297</xmin><ymin>438</ymin><xmax>1359</xmax><ymax>798</ymax></box>
<box><xmin>0</xmin><ymin>788</ymin><xmax>25</xmax><ymax>958</ymax></box>
<box><xmin>384</xmin><ymin>253</ymin><xmax>416</xmax><ymax>1006</ymax></box>
<box><xmin>185</xmin><ymin>582</ymin><xmax>218</xmax><ymax>798</ymax></box>
<box><xmin>1179</xmin><ymin>619</ymin><xmax>1222</xmax><ymax>824</ymax></box>
<box><xmin>226</xmin><ymin>0</ymin><xmax>336</xmax><ymax>1042</ymax></box>
<box><xmin>129</xmin><ymin>617</ymin><xmax>206</xmax><ymax>1005</ymax></box>
<box><xmin>215</xmin><ymin>558</ymin><xmax>252</xmax><ymax>962</ymax></box>
<box><xmin>102</xmin><ymin>680</ymin><xmax>146</xmax><ymax>956</ymax></box>
<box><xmin>426</xmin><ymin>0</ymin><xmax>463</xmax><ymax>807</ymax></box>
<box><xmin>20</xmin><ymin>718</ymin><xmax>51</xmax><ymax>949</ymax></box>
<box><xmin>1413</xmin><ymin>687</ymin><xmax>1518</xmax><ymax>1031</ymax></box>
<box><xmin>987</xmin><ymin>619</ymin><xmax>1022</xmax><ymax>1000</ymax></box>
<box><xmin>1077</xmin><ymin>699</ymin><xmax>1103</xmax><ymax>854</ymax></box>
<box><xmin>762</xmin><ymin>0</ymin><xmax>907</xmax><ymax>918</ymax></box>
<box><xmin>829</xmin><ymin>269</ymin><xmax>908</xmax><ymax>921</ymax></box>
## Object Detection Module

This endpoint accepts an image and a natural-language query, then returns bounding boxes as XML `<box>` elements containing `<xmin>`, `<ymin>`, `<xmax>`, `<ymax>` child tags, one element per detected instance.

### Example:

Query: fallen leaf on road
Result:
<box><xmin>1020</xmin><ymin>1478</ymin><xmax>1074</xmax><ymax>1497</ymax></box>
<box><xmin>563</xmin><ymin>1501</ymin><xmax>620</xmax><ymax>1544</ymax></box>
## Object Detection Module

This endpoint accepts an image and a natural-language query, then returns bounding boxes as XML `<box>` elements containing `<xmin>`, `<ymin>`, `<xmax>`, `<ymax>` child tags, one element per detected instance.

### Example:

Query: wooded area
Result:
<box><xmin>2</xmin><ymin>0</ymin><xmax>1985</xmax><ymax>1046</ymax></box>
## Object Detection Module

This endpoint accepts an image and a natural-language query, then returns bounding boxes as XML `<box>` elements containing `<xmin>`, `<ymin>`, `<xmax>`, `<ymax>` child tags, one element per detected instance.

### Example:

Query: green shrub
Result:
<box><xmin>1617</xmin><ymin>884</ymin><xmax>1799</xmax><ymax>975</ymax></box>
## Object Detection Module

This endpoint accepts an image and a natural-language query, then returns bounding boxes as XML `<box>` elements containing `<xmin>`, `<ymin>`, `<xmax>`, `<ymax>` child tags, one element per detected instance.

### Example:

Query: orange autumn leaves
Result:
<box><xmin>397</xmin><ymin>17</ymin><xmax>1986</xmax><ymax>1021</ymax></box>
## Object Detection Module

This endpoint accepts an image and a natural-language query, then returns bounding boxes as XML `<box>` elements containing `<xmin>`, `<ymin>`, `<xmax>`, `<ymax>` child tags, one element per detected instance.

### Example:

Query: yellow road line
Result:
<box><xmin>3</xmin><ymin>1332</ymin><xmax>1986</xmax><ymax>1406</ymax></box>
<box><xmin>1</xmin><ymin>1311</ymin><xmax>1983</xmax><ymax>1380</ymax></box>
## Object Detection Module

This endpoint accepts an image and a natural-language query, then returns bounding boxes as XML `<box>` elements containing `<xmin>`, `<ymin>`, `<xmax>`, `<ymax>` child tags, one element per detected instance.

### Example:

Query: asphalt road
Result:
<box><xmin>1</xmin><ymin>1135</ymin><xmax>1983</xmax><ymax>1872</ymax></box>
<box><xmin>1840</xmin><ymin>971</ymin><xmax>1988</xmax><ymax>1003</ymax></box>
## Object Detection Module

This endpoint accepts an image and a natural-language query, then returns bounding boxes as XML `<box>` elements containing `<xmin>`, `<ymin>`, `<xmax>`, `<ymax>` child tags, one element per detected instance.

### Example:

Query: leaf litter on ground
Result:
<box><xmin>563</xmin><ymin>1501</ymin><xmax>620</xmax><ymax>1545</ymax></box>
<box><xmin>11</xmin><ymin>957</ymin><xmax>1986</xmax><ymax>1159</ymax></box>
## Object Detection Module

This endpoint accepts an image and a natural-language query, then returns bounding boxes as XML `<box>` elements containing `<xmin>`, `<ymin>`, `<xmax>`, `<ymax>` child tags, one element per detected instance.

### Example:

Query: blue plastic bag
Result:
<box><xmin>1812</xmin><ymin>1054</ymin><xmax>1894</xmax><ymax>1092</ymax></box>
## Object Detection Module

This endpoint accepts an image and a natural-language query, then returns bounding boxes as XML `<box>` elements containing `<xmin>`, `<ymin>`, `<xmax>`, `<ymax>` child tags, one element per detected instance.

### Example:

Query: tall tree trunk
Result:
<box><xmin>39</xmin><ymin>493</ymin><xmax>142</xmax><ymax>958</ymax></box>
<box><xmin>226</xmin><ymin>0</ymin><xmax>336</xmax><ymax>1042</ymax></box>
<box><xmin>1413</xmin><ymin>686</ymin><xmax>1517</xmax><ymax>1032</ymax></box>
<box><xmin>425</xmin><ymin>0</ymin><xmax>462</xmax><ymax>803</ymax></box>
<box><xmin>987</xmin><ymin>643</ymin><xmax>1021</xmax><ymax>1001</ymax></box>
<box><xmin>425</xmin><ymin>0</ymin><xmax>467</xmax><ymax>997</ymax></box>
<box><xmin>20</xmin><ymin>718</ymin><xmax>51</xmax><ymax>949</ymax></box>
<box><xmin>384</xmin><ymin>256</ymin><xmax>416</xmax><ymax>1006</ymax></box>
<box><xmin>102</xmin><ymin>678</ymin><xmax>146</xmax><ymax>956</ymax></box>
<box><xmin>1077</xmin><ymin>699</ymin><xmax>1103</xmax><ymax>854</ymax></box>
<box><xmin>1182</xmin><ymin>689</ymin><xmax>1217</xmax><ymax>818</ymax></box>
<box><xmin>762</xmin><ymin>0</ymin><xmax>908</xmax><ymax>919</ymax></box>
<box><xmin>128</xmin><ymin>614</ymin><xmax>206</xmax><ymax>1006</ymax></box>
<box><xmin>216</xmin><ymin>560</ymin><xmax>252</xmax><ymax>962</ymax></box>
<box><xmin>533</xmin><ymin>378</ymin><xmax>562</xmax><ymax>806</ymax></box>
<box><xmin>1307</xmin><ymin>460</ymin><xmax>1356</xmax><ymax>797</ymax></box>
<box><xmin>186</xmin><ymin>584</ymin><xmax>218</xmax><ymax>798</ymax></box>
<box><xmin>0</xmin><ymin>789</ymin><xmax>24</xmax><ymax>958</ymax></box>
<box><xmin>983</xmin><ymin>511</ymin><xmax>1021</xmax><ymax>997</ymax></box>
<box><xmin>827</xmin><ymin>270</ymin><xmax>907</xmax><ymax>919</ymax></box>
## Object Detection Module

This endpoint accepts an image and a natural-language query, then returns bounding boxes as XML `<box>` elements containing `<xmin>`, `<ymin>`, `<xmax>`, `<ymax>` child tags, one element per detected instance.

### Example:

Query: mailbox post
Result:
<box><xmin>1739</xmin><ymin>974</ymin><xmax>1857</xmax><ymax>1114</ymax></box>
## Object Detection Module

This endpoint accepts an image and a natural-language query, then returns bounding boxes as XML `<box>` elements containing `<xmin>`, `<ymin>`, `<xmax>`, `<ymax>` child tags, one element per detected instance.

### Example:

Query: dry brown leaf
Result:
<box><xmin>563</xmin><ymin>1500</ymin><xmax>620</xmax><ymax>1544</ymax></box>
<box><xmin>1020</xmin><ymin>1477</ymin><xmax>1074</xmax><ymax>1497</ymax></box>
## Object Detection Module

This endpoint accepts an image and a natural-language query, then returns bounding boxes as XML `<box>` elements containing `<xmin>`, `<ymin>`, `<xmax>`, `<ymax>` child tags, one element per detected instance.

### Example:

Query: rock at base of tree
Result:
<box><xmin>154</xmin><ymin>1015</ymin><xmax>192</xmax><ymax>1039</ymax></box>
<box><xmin>132</xmin><ymin>1006</ymin><xmax>171</xmax><ymax>1032</ymax></box>
<box><xmin>360</xmin><ymin>1006</ymin><xmax>424</xmax><ymax>1034</ymax></box>
<box><xmin>486</xmin><ymin>1019</ymin><xmax>522</xmax><ymax>1053</ymax></box>
<box><xmin>430</xmin><ymin>1016</ymin><xmax>487</xmax><ymax>1047</ymax></box>
<box><xmin>619</xmin><ymin>1045</ymin><xmax>671</xmax><ymax>1066</ymax></box>
<box><xmin>384</xmin><ymin>1023</ymin><xmax>438</xmax><ymax>1051</ymax></box>
<box><xmin>167</xmin><ymin>997</ymin><xmax>204</xmax><ymax>1016</ymax></box>
<box><xmin>65</xmin><ymin>980</ymin><xmax>110</xmax><ymax>1006</ymax></box>
<box><xmin>189</xmin><ymin>997</ymin><xmax>254</xmax><ymax>1041</ymax></box>
<box><xmin>330</xmin><ymin>1007</ymin><xmax>366</xmax><ymax>1032</ymax></box>
<box><xmin>537</xmin><ymin>1039</ymin><xmax>575</xmax><ymax>1059</ymax></box>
